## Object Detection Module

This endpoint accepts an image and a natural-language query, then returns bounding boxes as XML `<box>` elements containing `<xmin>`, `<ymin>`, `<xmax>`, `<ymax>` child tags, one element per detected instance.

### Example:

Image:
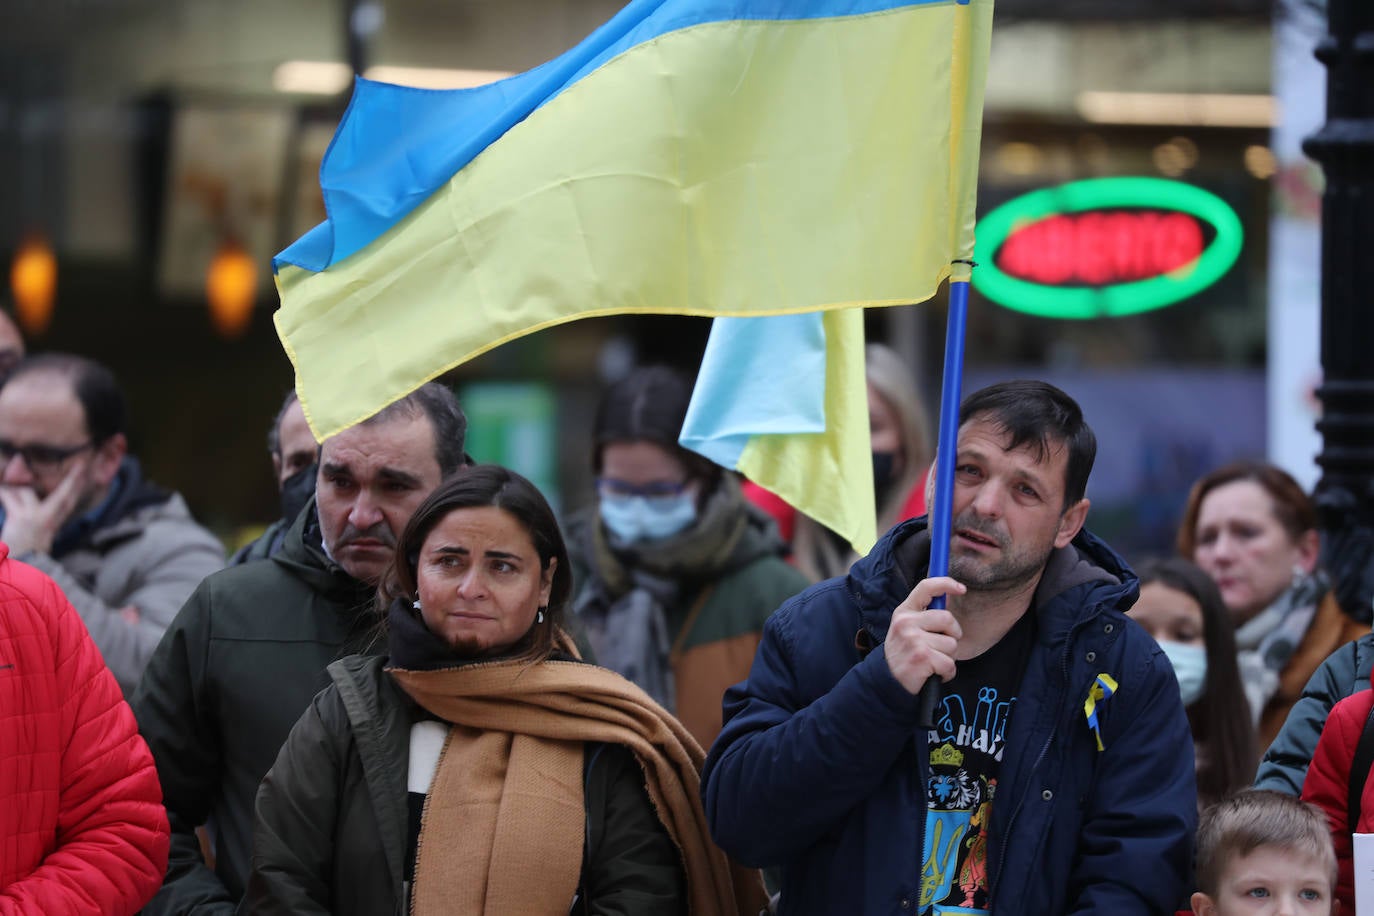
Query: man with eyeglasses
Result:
<box><xmin>0</xmin><ymin>353</ymin><xmax>224</xmax><ymax>693</ymax></box>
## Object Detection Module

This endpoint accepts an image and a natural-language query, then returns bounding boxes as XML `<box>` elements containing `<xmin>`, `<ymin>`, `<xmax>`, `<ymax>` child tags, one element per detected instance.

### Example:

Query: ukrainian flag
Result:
<box><xmin>680</xmin><ymin>310</ymin><xmax>877</xmax><ymax>553</ymax></box>
<box><xmin>275</xmin><ymin>0</ymin><xmax>994</xmax><ymax>445</ymax></box>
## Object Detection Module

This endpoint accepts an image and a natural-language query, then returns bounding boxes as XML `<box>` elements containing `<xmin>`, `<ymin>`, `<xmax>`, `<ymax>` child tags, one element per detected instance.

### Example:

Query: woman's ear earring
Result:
<box><xmin>536</xmin><ymin>606</ymin><xmax>547</xmax><ymax>624</ymax></box>
<box><xmin>412</xmin><ymin>599</ymin><xmax>423</xmax><ymax>611</ymax></box>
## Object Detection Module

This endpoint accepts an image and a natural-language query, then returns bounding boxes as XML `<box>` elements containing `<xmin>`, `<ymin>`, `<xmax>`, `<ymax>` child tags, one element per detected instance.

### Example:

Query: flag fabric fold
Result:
<box><xmin>682</xmin><ymin>310</ymin><xmax>876</xmax><ymax>554</ymax></box>
<box><xmin>680</xmin><ymin>313</ymin><xmax>829</xmax><ymax>470</ymax></box>
<box><xmin>275</xmin><ymin>0</ymin><xmax>994</xmax><ymax>442</ymax></box>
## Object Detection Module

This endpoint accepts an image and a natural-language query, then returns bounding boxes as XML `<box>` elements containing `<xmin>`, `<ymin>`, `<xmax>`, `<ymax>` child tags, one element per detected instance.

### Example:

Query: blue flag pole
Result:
<box><xmin>917</xmin><ymin>276</ymin><xmax>970</xmax><ymax>728</ymax></box>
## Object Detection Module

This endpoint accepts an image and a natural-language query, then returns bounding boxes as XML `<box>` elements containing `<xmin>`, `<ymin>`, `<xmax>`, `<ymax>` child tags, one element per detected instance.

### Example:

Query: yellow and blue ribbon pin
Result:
<box><xmin>1083</xmin><ymin>673</ymin><xmax>1119</xmax><ymax>752</ymax></box>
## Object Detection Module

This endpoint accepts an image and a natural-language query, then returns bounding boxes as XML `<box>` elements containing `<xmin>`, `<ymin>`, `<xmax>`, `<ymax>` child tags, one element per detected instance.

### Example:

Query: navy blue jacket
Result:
<box><xmin>702</xmin><ymin>517</ymin><xmax>1196</xmax><ymax>915</ymax></box>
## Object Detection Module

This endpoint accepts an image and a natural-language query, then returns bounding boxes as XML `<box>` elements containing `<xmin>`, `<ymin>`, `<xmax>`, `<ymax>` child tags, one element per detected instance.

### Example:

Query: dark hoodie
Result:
<box><xmin>132</xmin><ymin>499</ymin><xmax>379</xmax><ymax>916</ymax></box>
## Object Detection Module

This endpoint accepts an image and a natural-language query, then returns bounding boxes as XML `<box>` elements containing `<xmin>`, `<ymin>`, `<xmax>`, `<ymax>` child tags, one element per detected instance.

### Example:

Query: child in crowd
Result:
<box><xmin>1191</xmin><ymin>789</ymin><xmax>1337</xmax><ymax>915</ymax></box>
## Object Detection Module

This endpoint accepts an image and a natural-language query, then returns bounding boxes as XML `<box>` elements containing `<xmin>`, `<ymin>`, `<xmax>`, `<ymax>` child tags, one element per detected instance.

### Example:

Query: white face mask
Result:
<box><xmin>599</xmin><ymin>493</ymin><xmax>697</xmax><ymax>543</ymax></box>
<box><xmin>1159</xmin><ymin>640</ymin><xmax>1207</xmax><ymax>707</ymax></box>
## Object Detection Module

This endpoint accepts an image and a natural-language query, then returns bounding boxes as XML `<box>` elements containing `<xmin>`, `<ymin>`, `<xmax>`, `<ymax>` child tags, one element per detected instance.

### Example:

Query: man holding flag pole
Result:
<box><xmin>700</xmin><ymin>379</ymin><xmax>1198</xmax><ymax>914</ymax></box>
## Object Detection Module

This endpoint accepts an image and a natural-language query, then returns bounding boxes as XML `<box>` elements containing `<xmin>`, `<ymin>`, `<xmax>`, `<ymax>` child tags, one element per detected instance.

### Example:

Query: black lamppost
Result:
<box><xmin>1307</xmin><ymin>0</ymin><xmax>1374</xmax><ymax>623</ymax></box>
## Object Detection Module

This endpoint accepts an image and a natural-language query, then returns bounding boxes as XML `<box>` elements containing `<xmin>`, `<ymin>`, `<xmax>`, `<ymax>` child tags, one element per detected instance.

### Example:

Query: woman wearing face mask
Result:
<box><xmin>1177</xmin><ymin>460</ymin><xmax>1369</xmax><ymax>757</ymax></box>
<box><xmin>242</xmin><ymin>465</ymin><xmax>766</xmax><ymax>915</ymax></box>
<box><xmin>744</xmin><ymin>343</ymin><xmax>933</xmax><ymax>583</ymax></box>
<box><xmin>568</xmin><ymin>365</ymin><xmax>810</xmax><ymax>749</ymax></box>
<box><xmin>1127</xmin><ymin>557</ymin><xmax>1255</xmax><ymax>809</ymax></box>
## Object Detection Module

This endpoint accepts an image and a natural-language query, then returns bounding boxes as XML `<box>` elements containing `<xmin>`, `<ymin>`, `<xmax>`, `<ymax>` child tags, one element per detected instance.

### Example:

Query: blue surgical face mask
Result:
<box><xmin>599</xmin><ymin>493</ymin><xmax>697</xmax><ymax>544</ymax></box>
<box><xmin>1159</xmin><ymin>640</ymin><xmax>1207</xmax><ymax>707</ymax></box>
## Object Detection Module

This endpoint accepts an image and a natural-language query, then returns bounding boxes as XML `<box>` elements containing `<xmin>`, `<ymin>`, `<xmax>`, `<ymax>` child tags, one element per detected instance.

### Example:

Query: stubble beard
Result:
<box><xmin>63</xmin><ymin>475</ymin><xmax>107</xmax><ymax>527</ymax></box>
<box><xmin>949</xmin><ymin>546</ymin><xmax>1050</xmax><ymax>594</ymax></box>
<box><xmin>947</xmin><ymin>512</ymin><xmax>1054</xmax><ymax>596</ymax></box>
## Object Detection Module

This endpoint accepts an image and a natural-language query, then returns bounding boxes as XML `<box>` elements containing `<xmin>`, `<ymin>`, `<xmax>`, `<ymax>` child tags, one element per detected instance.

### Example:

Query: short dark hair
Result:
<box><xmin>1195</xmin><ymin>790</ymin><xmax>1335</xmax><ymax>897</ymax></box>
<box><xmin>1134</xmin><ymin>557</ymin><xmax>1255</xmax><ymax>807</ymax></box>
<box><xmin>379</xmin><ymin>464</ymin><xmax>572</xmax><ymax>664</ymax></box>
<box><xmin>1176</xmin><ymin>460</ymin><xmax>1316</xmax><ymax>558</ymax></box>
<box><xmin>266</xmin><ymin>389</ymin><xmax>300</xmax><ymax>457</ymax></box>
<box><xmin>10</xmin><ymin>353</ymin><xmax>126</xmax><ymax>444</ymax></box>
<box><xmin>592</xmin><ymin>364</ymin><xmax>718</xmax><ymax>486</ymax></box>
<box><xmin>362</xmin><ymin>383</ymin><xmax>467</xmax><ymax>476</ymax></box>
<box><xmin>959</xmin><ymin>379</ymin><xmax>1096</xmax><ymax>509</ymax></box>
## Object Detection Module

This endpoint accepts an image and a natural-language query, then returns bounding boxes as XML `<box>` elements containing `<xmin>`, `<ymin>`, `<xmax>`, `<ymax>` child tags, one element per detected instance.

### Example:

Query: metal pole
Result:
<box><xmin>918</xmin><ymin>278</ymin><xmax>970</xmax><ymax>728</ymax></box>
<box><xmin>1307</xmin><ymin>0</ymin><xmax>1374</xmax><ymax>623</ymax></box>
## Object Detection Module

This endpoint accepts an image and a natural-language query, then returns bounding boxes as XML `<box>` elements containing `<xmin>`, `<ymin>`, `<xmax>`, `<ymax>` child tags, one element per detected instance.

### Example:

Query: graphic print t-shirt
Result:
<box><xmin>919</xmin><ymin>609</ymin><xmax>1035</xmax><ymax>915</ymax></box>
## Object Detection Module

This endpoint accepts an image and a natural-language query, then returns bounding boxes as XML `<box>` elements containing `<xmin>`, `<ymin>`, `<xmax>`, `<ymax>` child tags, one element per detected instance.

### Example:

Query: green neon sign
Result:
<box><xmin>972</xmin><ymin>177</ymin><xmax>1244</xmax><ymax>319</ymax></box>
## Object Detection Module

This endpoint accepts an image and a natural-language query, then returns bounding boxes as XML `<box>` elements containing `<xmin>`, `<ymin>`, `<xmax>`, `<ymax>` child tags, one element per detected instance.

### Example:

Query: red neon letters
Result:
<box><xmin>995</xmin><ymin>211</ymin><xmax>1204</xmax><ymax>286</ymax></box>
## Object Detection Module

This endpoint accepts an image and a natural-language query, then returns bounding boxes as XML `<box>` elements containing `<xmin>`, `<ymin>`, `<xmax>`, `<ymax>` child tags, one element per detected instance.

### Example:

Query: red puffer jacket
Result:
<box><xmin>1301</xmin><ymin>687</ymin><xmax>1374</xmax><ymax>913</ymax></box>
<box><xmin>0</xmin><ymin>544</ymin><xmax>170</xmax><ymax>914</ymax></box>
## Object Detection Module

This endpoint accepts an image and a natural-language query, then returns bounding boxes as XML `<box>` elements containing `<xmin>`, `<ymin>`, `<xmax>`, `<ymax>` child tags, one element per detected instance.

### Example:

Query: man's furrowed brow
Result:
<box><xmin>377</xmin><ymin>467</ymin><xmax>424</xmax><ymax>488</ymax></box>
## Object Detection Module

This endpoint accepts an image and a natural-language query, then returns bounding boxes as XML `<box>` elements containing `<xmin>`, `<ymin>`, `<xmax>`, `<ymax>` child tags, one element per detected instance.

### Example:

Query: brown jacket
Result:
<box><xmin>1260</xmin><ymin>591</ymin><xmax>1370</xmax><ymax>753</ymax></box>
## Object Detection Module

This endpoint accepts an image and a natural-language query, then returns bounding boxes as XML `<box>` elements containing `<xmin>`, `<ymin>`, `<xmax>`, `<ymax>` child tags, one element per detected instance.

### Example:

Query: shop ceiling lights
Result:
<box><xmin>272</xmin><ymin>61</ymin><xmax>512</xmax><ymax>94</ymax></box>
<box><xmin>1077</xmin><ymin>91</ymin><xmax>1278</xmax><ymax>128</ymax></box>
<box><xmin>365</xmin><ymin>66</ymin><xmax>513</xmax><ymax>89</ymax></box>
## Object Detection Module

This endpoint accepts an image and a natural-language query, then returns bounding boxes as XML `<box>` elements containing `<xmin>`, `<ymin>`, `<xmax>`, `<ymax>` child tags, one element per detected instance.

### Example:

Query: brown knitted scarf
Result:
<box><xmin>388</xmin><ymin>657</ymin><xmax>766</xmax><ymax>916</ymax></box>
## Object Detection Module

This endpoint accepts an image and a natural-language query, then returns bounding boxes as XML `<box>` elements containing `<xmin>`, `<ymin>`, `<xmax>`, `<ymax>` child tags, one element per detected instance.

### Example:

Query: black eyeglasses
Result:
<box><xmin>0</xmin><ymin>439</ymin><xmax>94</xmax><ymax>472</ymax></box>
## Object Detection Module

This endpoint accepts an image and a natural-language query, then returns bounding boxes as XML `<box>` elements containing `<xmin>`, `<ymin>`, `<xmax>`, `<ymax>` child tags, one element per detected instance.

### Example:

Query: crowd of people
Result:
<box><xmin>3</xmin><ymin>324</ymin><xmax>1373</xmax><ymax>914</ymax></box>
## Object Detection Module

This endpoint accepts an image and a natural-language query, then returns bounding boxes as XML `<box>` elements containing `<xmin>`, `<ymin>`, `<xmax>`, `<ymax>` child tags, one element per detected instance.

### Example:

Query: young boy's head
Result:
<box><xmin>1192</xmin><ymin>790</ymin><xmax>1337</xmax><ymax>915</ymax></box>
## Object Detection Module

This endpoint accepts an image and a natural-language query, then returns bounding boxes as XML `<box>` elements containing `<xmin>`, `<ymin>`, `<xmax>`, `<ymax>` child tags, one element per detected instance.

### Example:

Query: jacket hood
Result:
<box><xmin>271</xmin><ymin>496</ymin><xmax>377</xmax><ymax>607</ymax></box>
<box><xmin>846</xmin><ymin>515</ymin><xmax>1138</xmax><ymax>645</ymax></box>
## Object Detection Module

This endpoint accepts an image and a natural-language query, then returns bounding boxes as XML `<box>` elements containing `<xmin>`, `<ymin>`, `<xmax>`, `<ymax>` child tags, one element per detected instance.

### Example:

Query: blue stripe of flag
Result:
<box><xmin>276</xmin><ymin>0</ymin><xmax>955</xmax><ymax>273</ymax></box>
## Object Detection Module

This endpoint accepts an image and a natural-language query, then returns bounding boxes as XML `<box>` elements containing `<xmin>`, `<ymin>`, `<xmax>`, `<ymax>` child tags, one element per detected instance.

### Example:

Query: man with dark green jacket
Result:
<box><xmin>131</xmin><ymin>384</ymin><xmax>466</xmax><ymax>915</ymax></box>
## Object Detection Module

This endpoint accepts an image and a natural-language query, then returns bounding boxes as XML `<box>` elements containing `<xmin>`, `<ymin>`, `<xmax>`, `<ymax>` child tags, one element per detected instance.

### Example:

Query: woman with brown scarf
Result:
<box><xmin>240</xmin><ymin>465</ymin><xmax>765</xmax><ymax>916</ymax></box>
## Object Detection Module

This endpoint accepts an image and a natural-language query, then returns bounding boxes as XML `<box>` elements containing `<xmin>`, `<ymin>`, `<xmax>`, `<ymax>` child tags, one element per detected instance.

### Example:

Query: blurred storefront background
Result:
<box><xmin>1</xmin><ymin>0</ymin><xmax>1308</xmax><ymax>563</ymax></box>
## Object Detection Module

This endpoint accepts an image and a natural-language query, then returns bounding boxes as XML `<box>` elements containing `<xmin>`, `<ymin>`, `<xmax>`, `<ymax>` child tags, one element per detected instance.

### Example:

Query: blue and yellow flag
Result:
<box><xmin>275</xmin><ymin>0</ymin><xmax>995</xmax><ymax>443</ymax></box>
<box><xmin>681</xmin><ymin>311</ymin><xmax>877</xmax><ymax>553</ymax></box>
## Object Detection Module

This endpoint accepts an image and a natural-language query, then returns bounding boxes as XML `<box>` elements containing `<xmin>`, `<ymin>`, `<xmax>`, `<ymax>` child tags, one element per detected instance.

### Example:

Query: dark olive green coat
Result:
<box><xmin>133</xmin><ymin>502</ymin><xmax>379</xmax><ymax>915</ymax></box>
<box><xmin>240</xmin><ymin>654</ymin><xmax>685</xmax><ymax>916</ymax></box>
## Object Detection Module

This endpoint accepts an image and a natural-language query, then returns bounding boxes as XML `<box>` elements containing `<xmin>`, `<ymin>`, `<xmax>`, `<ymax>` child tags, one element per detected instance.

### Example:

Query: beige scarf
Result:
<box><xmin>389</xmin><ymin>656</ymin><xmax>766</xmax><ymax>916</ymax></box>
